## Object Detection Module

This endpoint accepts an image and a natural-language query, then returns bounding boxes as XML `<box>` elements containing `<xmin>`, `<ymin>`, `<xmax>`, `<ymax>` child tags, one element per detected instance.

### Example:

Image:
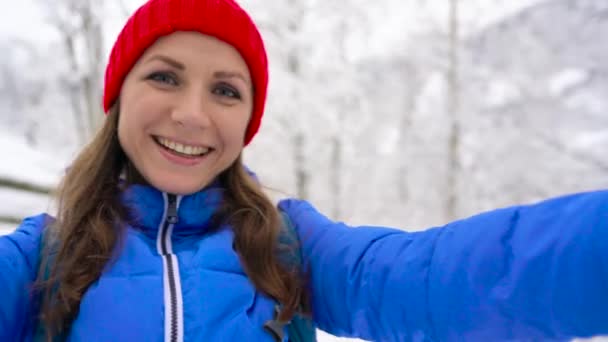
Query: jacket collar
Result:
<box><xmin>120</xmin><ymin>181</ymin><xmax>225</xmax><ymax>233</ymax></box>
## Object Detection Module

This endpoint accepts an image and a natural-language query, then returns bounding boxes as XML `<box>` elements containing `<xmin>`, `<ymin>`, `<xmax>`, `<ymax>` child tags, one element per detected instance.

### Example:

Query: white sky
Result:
<box><xmin>0</xmin><ymin>0</ymin><xmax>58</xmax><ymax>43</ymax></box>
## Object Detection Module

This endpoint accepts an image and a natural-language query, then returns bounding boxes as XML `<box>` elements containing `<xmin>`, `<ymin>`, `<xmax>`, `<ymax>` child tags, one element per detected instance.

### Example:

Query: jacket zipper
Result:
<box><xmin>157</xmin><ymin>193</ymin><xmax>184</xmax><ymax>342</ymax></box>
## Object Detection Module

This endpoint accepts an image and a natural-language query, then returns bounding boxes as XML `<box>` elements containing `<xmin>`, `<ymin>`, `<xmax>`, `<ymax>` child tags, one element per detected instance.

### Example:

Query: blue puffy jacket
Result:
<box><xmin>1</xmin><ymin>183</ymin><xmax>607</xmax><ymax>341</ymax></box>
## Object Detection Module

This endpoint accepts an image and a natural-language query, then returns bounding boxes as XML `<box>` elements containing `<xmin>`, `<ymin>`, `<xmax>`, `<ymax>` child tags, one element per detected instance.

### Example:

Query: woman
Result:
<box><xmin>1</xmin><ymin>0</ymin><xmax>607</xmax><ymax>341</ymax></box>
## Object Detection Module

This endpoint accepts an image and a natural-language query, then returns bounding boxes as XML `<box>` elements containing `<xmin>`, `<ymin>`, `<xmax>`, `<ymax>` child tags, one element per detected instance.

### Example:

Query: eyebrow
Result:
<box><xmin>213</xmin><ymin>71</ymin><xmax>250</xmax><ymax>87</ymax></box>
<box><xmin>145</xmin><ymin>55</ymin><xmax>185</xmax><ymax>70</ymax></box>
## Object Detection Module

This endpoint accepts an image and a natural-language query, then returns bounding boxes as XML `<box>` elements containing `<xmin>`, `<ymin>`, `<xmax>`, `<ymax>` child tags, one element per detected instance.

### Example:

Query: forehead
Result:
<box><xmin>141</xmin><ymin>31</ymin><xmax>250</xmax><ymax>74</ymax></box>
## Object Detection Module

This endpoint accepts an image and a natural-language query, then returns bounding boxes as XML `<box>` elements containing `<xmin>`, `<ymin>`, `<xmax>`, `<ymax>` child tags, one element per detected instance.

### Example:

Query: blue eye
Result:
<box><xmin>213</xmin><ymin>84</ymin><xmax>241</xmax><ymax>99</ymax></box>
<box><xmin>147</xmin><ymin>71</ymin><xmax>178</xmax><ymax>86</ymax></box>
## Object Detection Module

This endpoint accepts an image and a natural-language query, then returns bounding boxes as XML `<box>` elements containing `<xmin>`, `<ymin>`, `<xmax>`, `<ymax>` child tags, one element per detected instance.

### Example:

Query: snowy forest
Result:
<box><xmin>1</xmin><ymin>0</ymin><xmax>607</xmax><ymax>341</ymax></box>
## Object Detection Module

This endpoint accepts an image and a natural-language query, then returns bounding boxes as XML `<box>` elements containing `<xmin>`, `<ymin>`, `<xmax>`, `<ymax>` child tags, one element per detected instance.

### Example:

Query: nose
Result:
<box><xmin>170</xmin><ymin>89</ymin><xmax>212</xmax><ymax>130</ymax></box>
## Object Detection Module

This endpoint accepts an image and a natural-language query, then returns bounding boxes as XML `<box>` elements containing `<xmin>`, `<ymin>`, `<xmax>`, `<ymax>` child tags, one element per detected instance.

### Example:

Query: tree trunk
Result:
<box><xmin>0</xmin><ymin>177</ymin><xmax>54</xmax><ymax>195</ymax></box>
<box><xmin>52</xmin><ymin>0</ymin><xmax>105</xmax><ymax>143</ymax></box>
<box><xmin>82</xmin><ymin>0</ymin><xmax>105</xmax><ymax>135</ymax></box>
<box><xmin>63</xmin><ymin>31</ymin><xmax>88</xmax><ymax>145</ymax></box>
<box><xmin>0</xmin><ymin>215</ymin><xmax>23</xmax><ymax>226</ymax></box>
<box><xmin>286</xmin><ymin>1</ymin><xmax>311</xmax><ymax>200</ymax></box>
<box><xmin>398</xmin><ymin>92</ymin><xmax>415</xmax><ymax>204</ymax></box>
<box><xmin>293</xmin><ymin>133</ymin><xmax>309</xmax><ymax>200</ymax></box>
<box><xmin>330</xmin><ymin>135</ymin><xmax>342</xmax><ymax>219</ymax></box>
<box><xmin>446</xmin><ymin>0</ymin><xmax>461</xmax><ymax>220</ymax></box>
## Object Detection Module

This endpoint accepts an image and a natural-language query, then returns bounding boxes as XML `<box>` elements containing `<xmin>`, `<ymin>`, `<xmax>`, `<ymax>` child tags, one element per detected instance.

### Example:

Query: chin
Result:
<box><xmin>150</xmin><ymin>177</ymin><xmax>212</xmax><ymax>195</ymax></box>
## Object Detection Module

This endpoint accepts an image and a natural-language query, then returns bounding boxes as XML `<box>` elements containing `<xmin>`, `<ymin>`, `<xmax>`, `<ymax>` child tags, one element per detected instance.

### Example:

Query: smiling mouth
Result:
<box><xmin>153</xmin><ymin>136</ymin><xmax>213</xmax><ymax>158</ymax></box>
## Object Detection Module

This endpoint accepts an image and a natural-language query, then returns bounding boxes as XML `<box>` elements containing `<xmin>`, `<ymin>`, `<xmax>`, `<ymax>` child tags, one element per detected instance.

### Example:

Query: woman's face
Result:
<box><xmin>118</xmin><ymin>31</ymin><xmax>253</xmax><ymax>195</ymax></box>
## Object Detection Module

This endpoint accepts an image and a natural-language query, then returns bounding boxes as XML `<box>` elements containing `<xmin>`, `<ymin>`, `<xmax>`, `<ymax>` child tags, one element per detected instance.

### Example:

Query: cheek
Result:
<box><xmin>118</xmin><ymin>98</ymin><xmax>157</xmax><ymax>137</ymax></box>
<box><xmin>116</xmin><ymin>112</ymin><xmax>137</xmax><ymax>161</ymax></box>
<box><xmin>234</xmin><ymin>107</ymin><xmax>253</xmax><ymax>137</ymax></box>
<box><xmin>116</xmin><ymin>112</ymin><xmax>128</xmax><ymax>147</ymax></box>
<box><xmin>117</xmin><ymin>102</ymin><xmax>149</xmax><ymax>153</ymax></box>
<box><xmin>222</xmin><ymin>115</ymin><xmax>250</xmax><ymax>146</ymax></box>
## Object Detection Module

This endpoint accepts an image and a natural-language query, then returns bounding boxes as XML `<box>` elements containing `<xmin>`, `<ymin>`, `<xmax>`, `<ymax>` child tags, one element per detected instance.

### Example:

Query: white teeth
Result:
<box><xmin>157</xmin><ymin>137</ymin><xmax>209</xmax><ymax>156</ymax></box>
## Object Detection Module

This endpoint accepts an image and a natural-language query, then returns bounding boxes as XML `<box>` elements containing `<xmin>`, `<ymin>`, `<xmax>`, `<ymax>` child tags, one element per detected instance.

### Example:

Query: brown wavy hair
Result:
<box><xmin>36</xmin><ymin>105</ymin><xmax>310</xmax><ymax>340</ymax></box>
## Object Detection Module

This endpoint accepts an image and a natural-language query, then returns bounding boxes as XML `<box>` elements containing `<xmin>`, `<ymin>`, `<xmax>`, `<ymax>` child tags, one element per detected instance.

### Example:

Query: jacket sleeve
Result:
<box><xmin>278</xmin><ymin>190</ymin><xmax>608</xmax><ymax>341</ymax></box>
<box><xmin>0</xmin><ymin>214</ymin><xmax>49</xmax><ymax>341</ymax></box>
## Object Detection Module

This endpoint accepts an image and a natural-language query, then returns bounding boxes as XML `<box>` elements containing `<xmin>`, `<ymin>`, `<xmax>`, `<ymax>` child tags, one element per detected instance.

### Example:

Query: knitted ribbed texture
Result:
<box><xmin>103</xmin><ymin>0</ymin><xmax>268</xmax><ymax>145</ymax></box>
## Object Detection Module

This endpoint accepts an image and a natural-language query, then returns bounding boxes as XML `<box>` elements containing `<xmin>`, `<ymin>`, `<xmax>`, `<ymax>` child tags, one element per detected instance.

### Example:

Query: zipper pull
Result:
<box><xmin>167</xmin><ymin>194</ymin><xmax>179</xmax><ymax>224</ymax></box>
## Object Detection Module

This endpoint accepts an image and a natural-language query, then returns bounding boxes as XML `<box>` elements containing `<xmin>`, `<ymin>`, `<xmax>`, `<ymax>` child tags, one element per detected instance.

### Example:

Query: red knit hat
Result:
<box><xmin>103</xmin><ymin>0</ymin><xmax>268</xmax><ymax>146</ymax></box>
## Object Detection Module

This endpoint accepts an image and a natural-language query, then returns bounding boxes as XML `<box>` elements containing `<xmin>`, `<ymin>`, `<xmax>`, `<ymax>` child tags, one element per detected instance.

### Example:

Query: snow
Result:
<box><xmin>0</xmin><ymin>187</ymin><xmax>53</xmax><ymax>219</ymax></box>
<box><xmin>0</xmin><ymin>129</ymin><xmax>66</xmax><ymax>188</ymax></box>
<box><xmin>317</xmin><ymin>331</ymin><xmax>365</xmax><ymax>342</ymax></box>
<box><xmin>548</xmin><ymin>68</ymin><xmax>590</xmax><ymax>96</ymax></box>
<box><xmin>0</xmin><ymin>134</ymin><xmax>58</xmax><ymax>235</ymax></box>
<box><xmin>484</xmin><ymin>79</ymin><xmax>522</xmax><ymax>108</ymax></box>
<box><xmin>0</xmin><ymin>0</ymin><xmax>59</xmax><ymax>44</ymax></box>
<box><xmin>572</xmin><ymin>131</ymin><xmax>608</xmax><ymax>149</ymax></box>
<box><xmin>0</xmin><ymin>132</ymin><xmax>59</xmax><ymax>235</ymax></box>
<box><xmin>0</xmin><ymin>223</ymin><xmax>14</xmax><ymax>236</ymax></box>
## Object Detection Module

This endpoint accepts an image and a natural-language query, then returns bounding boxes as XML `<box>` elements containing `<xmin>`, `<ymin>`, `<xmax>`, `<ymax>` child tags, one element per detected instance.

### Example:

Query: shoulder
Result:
<box><xmin>277</xmin><ymin>198</ymin><xmax>333</xmax><ymax>227</ymax></box>
<box><xmin>6</xmin><ymin>213</ymin><xmax>53</xmax><ymax>243</ymax></box>
<box><xmin>277</xmin><ymin>198</ymin><xmax>405</xmax><ymax>250</ymax></box>
<box><xmin>0</xmin><ymin>213</ymin><xmax>54</xmax><ymax>272</ymax></box>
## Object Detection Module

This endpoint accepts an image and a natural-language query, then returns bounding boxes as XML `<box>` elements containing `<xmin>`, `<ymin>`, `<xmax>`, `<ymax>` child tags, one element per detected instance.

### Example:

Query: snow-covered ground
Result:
<box><xmin>0</xmin><ymin>131</ymin><xmax>65</xmax><ymax>189</ymax></box>
<box><xmin>0</xmin><ymin>223</ymin><xmax>14</xmax><ymax>235</ymax></box>
<box><xmin>0</xmin><ymin>188</ymin><xmax>53</xmax><ymax>234</ymax></box>
<box><xmin>318</xmin><ymin>331</ymin><xmax>365</xmax><ymax>342</ymax></box>
<box><xmin>0</xmin><ymin>130</ymin><xmax>62</xmax><ymax>235</ymax></box>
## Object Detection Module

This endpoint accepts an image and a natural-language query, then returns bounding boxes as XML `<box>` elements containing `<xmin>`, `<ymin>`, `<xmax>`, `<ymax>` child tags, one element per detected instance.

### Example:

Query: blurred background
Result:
<box><xmin>1</xmin><ymin>0</ymin><xmax>607</xmax><ymax>341</ymax></box>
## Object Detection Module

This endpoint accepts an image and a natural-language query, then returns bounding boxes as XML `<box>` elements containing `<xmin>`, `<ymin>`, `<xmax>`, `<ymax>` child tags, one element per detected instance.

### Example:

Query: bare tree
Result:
<box><xmin>446</xmin><ymin>0</ymin><xmax>462</xmax><ymax>220</ymax></box>
<box><xmin>41</xmin><ymin>0</ymin><xmax>106</xmax><ymax>143</ymax></box>
<box><xmin>328</xmin><ymin>20</ymin><xmax>349</xmax><ymax>220</ymax></box>
<box><xmin>315</xmin><ymin>1</ymin><xmax>372</xmax><ymax>219</ymax></box>
<box><xmin>396</xmin><ymin>61</ymin><xmax>421</xmax><ymax>204</ymax></box>
<box><xmin>0</xmin><ymin>177</ymin><xmax>53</xmax><ymax>195</ymax></box>
<box><xmin>259</xmin><ymin>0</ymin><xmax>313</xmax><ymax>200</ymax></box>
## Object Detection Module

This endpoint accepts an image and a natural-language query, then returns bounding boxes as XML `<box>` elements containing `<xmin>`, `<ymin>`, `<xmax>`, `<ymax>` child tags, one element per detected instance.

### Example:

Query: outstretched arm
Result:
<box><xmin>279</xmin><ymin>190</ymin><xmax>608</xmax><ymax>341</ymax></box>
<box><xmin>0</xmin><ymin>214</ymin><xmax>48</xmax><ymax>341</ymax></box>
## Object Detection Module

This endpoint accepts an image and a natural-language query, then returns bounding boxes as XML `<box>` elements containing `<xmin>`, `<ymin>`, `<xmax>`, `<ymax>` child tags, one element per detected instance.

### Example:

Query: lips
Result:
<box><xmin>152</xmin><ymin>135</ymin><xmax>214</xmax><ymax>167</ymax></box>
<box><xmin>153</xmin><ymin>136</ymin><xmax>212</xmax><ymax>157</ymax></box>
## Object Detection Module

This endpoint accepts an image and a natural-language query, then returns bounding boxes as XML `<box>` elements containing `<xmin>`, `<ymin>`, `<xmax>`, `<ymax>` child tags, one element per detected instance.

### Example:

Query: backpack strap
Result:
<box><xmin>263</xmin><ymin>211</ymin><xmax>317</xmax><ymax>342</ymax></box>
